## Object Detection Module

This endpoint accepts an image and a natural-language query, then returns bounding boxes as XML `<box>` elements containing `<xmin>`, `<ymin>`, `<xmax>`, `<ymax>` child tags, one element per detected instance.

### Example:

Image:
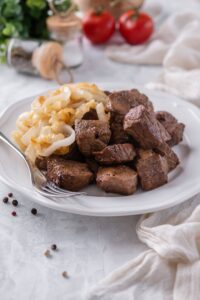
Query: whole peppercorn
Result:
<box><xmin>11</xmin><ymin>211</ymin><xmax>17</xmax><ymax>217</ymax></box>
<box><xmin>31</xmin><ymin>208</ymin><xmax>37</xmax><ymax>215</ymax></box>
<box><xmin>8</xmin><ymin>193</ymin><xmax>13</xmax><ymax>197</ymax></box>
<box><xmin>3</xmin><ymin>197</ymin><xmax>9</xmax><ymax>204</ymax></box>
<box><xmin>51</xmin><ymin>244</ymin><xmax>57</xmax><ymax>251</ymax></box>
<box><xmin>12</xmin><ymin>200</ymin><xmax>18</xmax><ymax>207</ymax></box>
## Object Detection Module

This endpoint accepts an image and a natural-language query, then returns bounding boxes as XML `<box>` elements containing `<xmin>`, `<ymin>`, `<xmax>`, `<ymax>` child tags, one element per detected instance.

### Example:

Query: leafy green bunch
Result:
<box><xmin>0</xmin><ymin>0</ymin><xmax>72</xmax><ymax>63</ymax></box>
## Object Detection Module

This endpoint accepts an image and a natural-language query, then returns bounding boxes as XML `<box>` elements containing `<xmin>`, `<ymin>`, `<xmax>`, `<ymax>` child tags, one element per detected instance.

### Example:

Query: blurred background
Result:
<box><xmin>0</xmin><ymin>2</ymin><xmax>200</xmax><ymax>299</ymax></box>
<box><xmin>0</xmin><ymin>0</ymin><xmax>199</xmax><ymax>105</ymax></box>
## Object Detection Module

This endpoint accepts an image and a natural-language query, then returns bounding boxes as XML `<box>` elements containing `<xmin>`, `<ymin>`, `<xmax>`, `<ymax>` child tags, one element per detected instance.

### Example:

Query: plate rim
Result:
<box><xmin>1</xmin><ymin>87</ymin><xmax>200</xmax><ymax>216</ymax></box>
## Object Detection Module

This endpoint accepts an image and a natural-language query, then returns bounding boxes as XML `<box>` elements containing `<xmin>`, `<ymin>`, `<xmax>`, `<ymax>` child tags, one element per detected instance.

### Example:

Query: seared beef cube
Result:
<box><xmin>156</xmin><ymin>143</ymin><xmax>179</xmax><ymax>172</ymax></box>
<box><xmin>75</xmin><ymin>120</ymin><xmax>111</xmax><ymax>157</ymax></box>
<box><xmin>96</xmin><ymin>166</ymin><xmax>138</xmax><ymax>195</ymax></box>
<box><xmin>82</xmin><ymin>109</ymin><xmax>98</xmax><ymax>120</ymax></box>
<box><xmin>104</xmin><ymin>90</ymin><xmax>111</xmax><ymax>96</ymax></box>
<box><xmin>35</xmin><ymin>143</ymin><xmax>85</xmax><ymax>171</ymax></box>
<box><xmin>85</xmin><ymin>158</ymin><xmax>99</xmax><ymax>176</ymax></box>
<box><xmin>63</xmin><ymin>143</ymin><xmax>84</xmax><ymax>162</ymax></box>
<box><xmin>110</xmin><ymin>113</ymin><xmax>131</xmax><ymax>144</ymax></box>
<box><xmin>107</xmin><ymin>89</ymin><xmax>154</xmax><ymax>115</ymax></box>
<box><xmin>157</xmin><ymin>122</ymin><xmax>171</xmax><ymax>143</ymax></box>
<box><xmin>156</xmin><ymin>111</ymin><xmax>185</xmax><ymax>146</ymax></box>
<box><xmin>124</xmin><ymin>106</ymin><xmax>179</xmax><ymax>171</ymax></box>
<box><xmin>124</xmin><ymin>105</ymin><xmax>169</xmax><ymax>149</ymax></box>
<box><xmin>47</xmin><ymin>157</ymin><xmax>94</xmax><ymax>191</ymax></box>
<box><xmin>47</xmin><ymin>155</ymin><xmax>64</xmax><ymax>169</ymax></box>
<box><xmin>94</xmin><ymin>144</ymin><xmax>136</xmax><ymax>165</ymax></box>
<box><xmin>136</xmin><ymin>150</ymin><xmax>168</xmax><ymax>190</ymax></box>
<box><xmin>35</xmin><ymin>156</ymin><xmax>47</xmax><ymax>171</ymax></box>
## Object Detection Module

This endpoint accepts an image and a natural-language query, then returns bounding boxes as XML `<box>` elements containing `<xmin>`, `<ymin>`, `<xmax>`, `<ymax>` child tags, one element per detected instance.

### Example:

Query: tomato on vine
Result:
<box><xmin>83</xmin><ymin>9</ymin><xmax>115</xmax><ymax>44</ymax></box>
<box><xmin>119</xmin><ymin>10</ymin><xmax>154</xmax><ymax>45</ymax></box>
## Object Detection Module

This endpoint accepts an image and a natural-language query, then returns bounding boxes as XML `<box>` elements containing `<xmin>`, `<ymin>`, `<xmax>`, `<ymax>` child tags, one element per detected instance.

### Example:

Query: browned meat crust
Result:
<box><xmin>136</xmin><ymin>150</ymin><xmax>168</xmax><ymax>190</ymax></box>
<box><xmin>47</xmin><ymin>157</ymin><xmax>94</xmax><ymax>191</ymax></box>
<box><xmin>156</xmin><ymin>111</ymin><xmax>185</xmax><ymax>147</ymax></box>
<box><xmin>96</xmin><ymin>166</ymin><xmax>138</xmax><ymax>195</ymax></box>
<box><xmin>124</xmin><ymin>105</ymin><xmax>179</xmax><ymax>171</ymax></box>
<box><xmin>75</xmin><ymin>119</ymin><xmax>111</xmax><ymax>157</ymax></box>
<box><xmin>94</xmin><ymin>144</ymin><xmax>136</xmax><ymax>165</ymax></box>
<box><xmin>107</xmin><ymin>89</ymin><xmax>154</xmax><ymax>115</ymax></box>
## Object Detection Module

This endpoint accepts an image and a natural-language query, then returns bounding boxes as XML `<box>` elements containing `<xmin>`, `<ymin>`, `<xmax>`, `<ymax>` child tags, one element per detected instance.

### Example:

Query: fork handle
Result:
<box><xmin>0</xmin><ymin>131</ymin><xmax>26</xmax><ymax>160</ymax></box>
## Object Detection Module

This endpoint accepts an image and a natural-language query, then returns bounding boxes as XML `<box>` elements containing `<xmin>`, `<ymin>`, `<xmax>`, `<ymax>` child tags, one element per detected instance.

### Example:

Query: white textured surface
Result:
<box><xmin>0</xmin><ymin>2</ymin><xmax>197</xmax><ymax>297</ymax></box>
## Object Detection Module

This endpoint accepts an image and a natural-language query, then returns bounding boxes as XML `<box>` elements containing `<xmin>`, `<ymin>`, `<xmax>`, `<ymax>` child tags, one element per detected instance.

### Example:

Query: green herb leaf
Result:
<box><xmin>26</xmin><ymin>0</ymin><xmax>47</xmax><ymax>10</ymax></box>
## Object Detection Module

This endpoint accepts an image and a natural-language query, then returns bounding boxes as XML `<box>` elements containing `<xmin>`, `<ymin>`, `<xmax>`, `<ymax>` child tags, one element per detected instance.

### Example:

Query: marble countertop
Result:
<box><xmin>0</xmin><ymin>2</ymin><xmax>195</xmax><ymax>297</ymax></box>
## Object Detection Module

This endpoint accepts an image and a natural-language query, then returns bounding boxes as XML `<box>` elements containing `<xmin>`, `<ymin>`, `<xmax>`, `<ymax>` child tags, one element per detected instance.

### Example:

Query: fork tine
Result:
<box><xmin>45</xmin><ymin>183</ymin><xmax>74</xmax><ymax>195</ymax></box>
<box><xmin>34</xmin><ymin>186</ymin><xmax>61</xmax><ymax>197</ymax></box>
<box><xmin>35</xmin><ymin>187</ymin><xmax>80</xmax><ymax>198</ymax></box>
<box><xmin>45</xmin><ymin>189</ymin><xmax>85</xmax><ymax>197</ymax></box>
<box><xmin>39</xmin><ymin>184</ymin><xmax>85</xmax><ymax>197</ymax></box>
<box><xmin>0</xmin><ymin>132</ymin><xmax>87</xmax><ymax>199</ymax></box>
<box><xmin>46</xmin><ymin>182</ymin><xmax>87</xmax><ymax>195</ymax></box>
<box><xmin>42</xmin><ymin>185</ymin><xmax>76</xmax><ymax>196</ymax></box>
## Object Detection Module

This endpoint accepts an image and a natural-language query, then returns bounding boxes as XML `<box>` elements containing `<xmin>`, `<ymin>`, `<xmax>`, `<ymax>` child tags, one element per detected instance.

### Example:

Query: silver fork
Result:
<box><xmin>0</xmin><ymin>132</ymin><xmax>86</xmax><ymax>198</ymax></box>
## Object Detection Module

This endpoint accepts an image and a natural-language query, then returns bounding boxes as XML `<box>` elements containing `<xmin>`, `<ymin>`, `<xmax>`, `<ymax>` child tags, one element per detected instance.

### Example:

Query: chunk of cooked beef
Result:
<box><xmin>63</xmin><ymin>142</ymin><xmax>84</xmax><ymax>162</ymax></box>
<box><xmin>82</xmin><ymin>109</ymin><xmax>98</xmax><ymax>120</ymax></box>
<box><xmin>107</xmin><ymin>89</ymin><xmax>154</xmax><ymax>115</ymax></box>
<box><xmin>104</xmin><ymin>90</ymin><xmax>111</xmax><ymax>96</ymax></box>
<box><xmin>156</xmin><ymin>111</ymin><xmax>185</xmax><ymax>146</ymax></box>
<box><xmin>46</xmin><ymin>155</ymin><xmax>65</xmax><ymax>170</ymax></box>
<box><xmin>85</xmin><ymin>158</ymin><xmax>99</xmax><ymax>176</ymax></box>
<box><xmin>35</xmin><ymin>143</ymin><xmax>85</xmax><ymax>171</ymax></box>
<box><xmin>110</xmin><ymin>113</ymin><xmax>131</xmax><ymax>144</ymax></box>
<box><xmin>123</xmin><ymin>105</ymin><xmax>170</xmax><ymax>149</ymax></box>
<box><xmin>136</xmin><ymin>150</ymin><xmax>168</xmax><ymax>190</ymax></box>
<box><xmin>124</xmin><ymin>105</ymin><xmax>179</xmax><ymax>171</ymax></box>
<box><xmin>94</xmin><ymin>144</ymin><xmax>136</xmax><ymax>165</ymax></box>
<box><xmin>96</xmin><ymin>166</ymin><xmax>138</xmax><ymax>195</ymax></box>
<box><xmin>47</xmin><ymin>157</ymin><xmax>94</xmax><ymax>191</ymax></box>
<box><xmin>35</xmin><ymin>156</ymin><xmax>47</xmax><ymax>171</ymax></box>
<box><xmin>157</xmin><ymin>122</ymin><xmax>171</xmax><ymax>143</ymax></box>
<box><xmin>75</xmin><ymin>119</ymin><xmax>111</xmax><ymax>157</ymax></box>
<box><xmin>156</xmin><ymin>143</ymin><xmax>179</xmax><ymax>172</ymax></box>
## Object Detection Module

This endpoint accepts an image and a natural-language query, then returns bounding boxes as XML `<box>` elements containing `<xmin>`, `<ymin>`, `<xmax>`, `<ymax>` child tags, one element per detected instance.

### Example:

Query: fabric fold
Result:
<box><xmin>106</xmin><ymin>9</ymin><xmax>200</xmax><ymax>106</ymax></box>
<box><xmin>85</xmin><ymin>196</ymin><xmax>200</xmax><ymax>300</ymax></box>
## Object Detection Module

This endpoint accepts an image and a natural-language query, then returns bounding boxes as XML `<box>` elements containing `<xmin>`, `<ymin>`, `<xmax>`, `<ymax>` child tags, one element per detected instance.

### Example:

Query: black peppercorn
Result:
<box><xmin>3</xmin><ymin>197</ymin><xmax>9</xmax><ymax>204</ymax></box>
<box><xmin>12</xmin><ymin>211</ymin><xmax>17</xmax><ymax>217</ymax></box>
<box><xmin>8</xmin><ymin>193</ymin><xmax>13</xmax><ymax>197</ymax></box>
<box><xmin>31</xmin><ymin>208</ymin><xmax>37</xmax><ymax>215</ymax></box>
<box><xmin>12</xmin><ymin>200</ymin><xmax>18</xmax><ymax>207</ymax></box>
<box><xmin>51</xmin><ymin>244</ymin><xmax>57</xmax><ymax>251</ymax></box>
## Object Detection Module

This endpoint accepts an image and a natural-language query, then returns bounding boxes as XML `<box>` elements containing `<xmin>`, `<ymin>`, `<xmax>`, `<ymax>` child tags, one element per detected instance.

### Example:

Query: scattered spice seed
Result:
<box><xmin>44</xmin><ymin>250</ymin><xmax>51</xmax><ymax>257</ymax></box>
<box><xmin>51</xmin><ymin>244</ymin><xmax>57</xmax><ymax>251</ymax></box>
<box><xmin>3</xmin><ymin>197</ymin><xmax>9</xmax><ymax>204</ymax></box>
<box><xmin>11</xmin><ymin>211</ymin><xmax>17</xmax><ymax>217</ymax></box>
<box><xmin>31</xmin><ymin>208</ymin><xmax>37</xmax><ymax>215</ymax></box>
<box><xmin>62</xmin><ymin>271</ymin><xmax>69</xmax><ymax>278</ymax></box>
<box><xmin>8</xmin><ymin>193</ymin><xmax>13</xmax><ymax>197</ymax></box>
<box><xmin>12</xmin><ymin>200</ymin><xmax>18</xmax><ymax>207</ymax></box>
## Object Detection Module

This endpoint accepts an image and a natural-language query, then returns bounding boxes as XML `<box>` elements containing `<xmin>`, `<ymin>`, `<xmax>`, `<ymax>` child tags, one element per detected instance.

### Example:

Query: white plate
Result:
<box><xmin>0</xmin><ymin>85</ymin><xmax>200</xmax><ymax>216</ymax></box>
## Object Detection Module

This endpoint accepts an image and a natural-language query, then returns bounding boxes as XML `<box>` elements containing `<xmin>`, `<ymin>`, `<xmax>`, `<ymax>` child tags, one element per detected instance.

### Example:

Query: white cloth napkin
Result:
<box><xmin>106</xmin><ymin>7</ymin><xmax>200</xmax><ymax>106</ymax></box>
<box><xmin>85</xmin><ymin>195</ymin><xmax>200</xmax><ymax>300</ymax></box>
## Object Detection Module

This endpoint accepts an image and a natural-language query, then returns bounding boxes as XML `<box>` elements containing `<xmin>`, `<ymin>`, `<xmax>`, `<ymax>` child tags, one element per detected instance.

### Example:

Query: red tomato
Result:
<box><xmin>119</xmin><ymin>10</ymin><xmax>154</xmax><ymax>45</ymax></box>
<box><xmin>83</xmin><ymin>11</ymin><xmax>115</xmax><ymax>44</ymax></box>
